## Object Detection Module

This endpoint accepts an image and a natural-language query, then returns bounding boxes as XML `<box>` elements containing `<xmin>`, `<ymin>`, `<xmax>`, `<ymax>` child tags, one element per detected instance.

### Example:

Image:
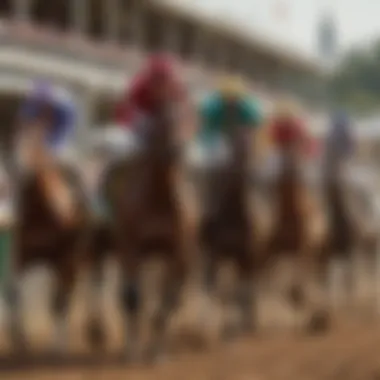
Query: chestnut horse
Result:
<box><xmin>196</xmin><ymin>122</ymin><xmax>258</xmax><ymax>340</ymax></box>
<box><xmin>263</xmin><ymin>140</ymin><xmax>327</xmax><ymax>331</ymax></box>
<box><xmin>4</xmin><ymin>154</ymin><xmax>91</xmax><ymax>355</ymax></box>
<box><xmin>90</xmin><ymin>104</ymin><xmax>189</xmax><ymax>362</ymax></box>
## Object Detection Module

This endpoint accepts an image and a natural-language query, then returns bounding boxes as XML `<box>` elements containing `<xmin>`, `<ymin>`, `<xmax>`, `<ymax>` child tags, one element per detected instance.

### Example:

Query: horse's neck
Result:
<box><xmin>226</xmin><ymin>178</ymin><xmax>247</xmax><ymax>209</ymax></box>
<box><xmin>280</xmin><ymin>147</ymin><xmax>297</xmax><ymax>165</ymax></box>
<box><xmin>21</xmin><ymin>174</ymin><xmax>56</xmax><ymax>223</ymax></box>
<box><xmin>277</xmin><ymin>149</ymin><xmax>300</xmax><ymax>182</ymax></box>
<box><xmin>216</xmin><ymin>163</ymin><xmax>248</xmax><ymax>216</ymax></box>
<box><xmin>325</xmin><ymin>179</ymin><xmax>352</xmax><ymax>228</ymax></box>
<box><xmin>273</xmin><ymin>149</ymin><xmax>303</xmax><ymax>209</ymax></box>
<box><xmin>143</xmin><ymin>154</ymin><xmax>176</xmax><ymax>204</ymax></box>
<box><xmin>326</xmin><ymin>178</ymin><xmax>344</xmax><ymax>204</ymax></box>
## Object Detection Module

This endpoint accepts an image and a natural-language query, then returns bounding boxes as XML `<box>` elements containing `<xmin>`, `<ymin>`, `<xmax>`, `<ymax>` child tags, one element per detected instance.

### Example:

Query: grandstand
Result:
<box><xmin>0</xmin><ymin>0</ymin><xmax>324</xmax><ymax>146</ymax></box>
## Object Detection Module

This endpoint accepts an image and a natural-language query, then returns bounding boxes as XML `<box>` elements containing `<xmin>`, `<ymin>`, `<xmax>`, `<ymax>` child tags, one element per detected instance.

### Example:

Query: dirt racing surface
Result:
<box><xmin>1</xmin><ymin>319</ymin><xmax>380</xmax><ymax>380</ymax></box>
<box><xmin>1</xmin><ymin>264</ymin><xmax>380</xmax><ymax>380</ymax></box>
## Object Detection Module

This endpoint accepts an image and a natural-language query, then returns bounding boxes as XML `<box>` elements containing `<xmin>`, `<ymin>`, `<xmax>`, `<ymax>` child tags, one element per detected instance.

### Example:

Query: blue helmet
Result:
<box><xmin>21</xmin><ymin>79</ymin><xmax>76</xmax><ymax>148</ymax></box>
<box><xmin>331</xmin><ymin>110</ymin><xmax>350</xmax><ymax>130</ymax></box>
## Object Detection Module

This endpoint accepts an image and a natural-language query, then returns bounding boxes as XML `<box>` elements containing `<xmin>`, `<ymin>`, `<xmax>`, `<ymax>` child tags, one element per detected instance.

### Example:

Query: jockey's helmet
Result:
<box><xmin>331</xmin><ymin>110</ymin><xmax>349</xmax><ymax>127</ymax></box>
<box><xmin>145</xmin><ymin>53</ymin><xmax>176</xmax><ymax>80</ymax></box>
<box><xmin>217</xmin><ymin>75</ymin><xmax>246</xmax><ymax>100</ymax></box>
<box><xmin>24</xmin><ymin>80</ymin><xmax>76</xmax><ymax>131</ymax></box>
<box><xmin>28</xmin><ymin>80</ymin><xmax>56</xmax><ymax>105</ymax></box>
<box><xmin>274</xmin><ymin>98</ymin><xmax>299</xmax><ymax>118</ymax></box>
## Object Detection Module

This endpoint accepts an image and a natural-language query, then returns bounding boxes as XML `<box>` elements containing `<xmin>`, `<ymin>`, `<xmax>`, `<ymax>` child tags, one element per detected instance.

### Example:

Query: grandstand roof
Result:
<box><xmin>150</xmin><ymin>0</ymin><xmax>323</xmax><ymax>75</ymax></box>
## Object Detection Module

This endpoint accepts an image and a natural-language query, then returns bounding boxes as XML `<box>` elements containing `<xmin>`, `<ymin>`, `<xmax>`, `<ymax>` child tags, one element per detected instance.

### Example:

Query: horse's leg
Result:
<box><xmin>203</xmin><ymin>250</ymin><xmax>218</xmax><ymax>296</ymax></box>
<box><xmin>225</xmin><ymin>249</ymin><xmax>256</xmax><ymax>341</ymax></box>
<box><xmin>120</xmin><ymin>251</ymin><xmax>141</xmax><ymax>362</ymax></box>
<box><xmin>363</xmin><ymin>238</ymin><xmax>379</xmax><ymax>313</ymax></box>
<box><xmin>339</xmin><ymin>250</ymin><xmax>357</xmax><ymax>310</ymax></box>
<box><xmin>50</xmin><ymin>262</ymin><xmax>76</xmax><ymax>355</ymax></box>
<box><xmin>315</xmin><ymin>242</ymin><xmax>334</xmax><ymax>312</ymax></box>
<box><xmin>85</xmin><ymin>253</ymin><xmax>106</xmax><ymax>350</ymax></box>
<box><xmin>294</xmin><ymin>247</ymin><xmax>331</xmax><ymax>334</ymax></box>
<box><xmin>375</xmin><ymin>239</ymin><xmax>380</xmax><ymax>315</ymax></box>
<box><xmin>146</xmin><ymin>246</ymin><xmax>187</xmax><ymax>363</ymax></box>
<box><xmin>328</xmin><ymin>253</ymin><xmax>347</xmax><ymax>312</ymax></box>
<box><xmin>356</xmin><ymin>239</ymin><xmax>378</xmax><ymax>317</ymax></box>
<box><xmin>5</xmin><ymin>266</ymin><xmax>27</xmax><ymax>353</ymax></box>
<box><xmin>285</xmin><ymin>250</ymin><xmax>307</xmax><ymax>332</ymax></box>
<box><xmin>349</xmin><ymin>249</ymin><xmax>359</xmax><ymax>306</ymax></box>
<box><xmin>200</xmin><ymin>250</ymin><xmax>218</xmax><ymax>329</ymax></box>
<box><xmin>3</xmin><ymin>234</ymin><xmax>28</xmax><ymax>352</ymax></box>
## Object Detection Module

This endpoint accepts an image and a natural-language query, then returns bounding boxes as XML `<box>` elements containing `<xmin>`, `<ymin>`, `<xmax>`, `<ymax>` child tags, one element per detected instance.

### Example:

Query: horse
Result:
<box><xmin>262</xmin><ymin>133</ymin><xmax>328</xmax><ymax>332</ymax></box>
<box><xmin>195</xmin><ymin>120</ymin><xmax>258</xmax><ymax>341</ymax></box>
<box><xmin>88</xmin><ymin>103</ymin><xmax>190</xmax><ymax>362</ymax></box>
<box><xmin>319</xmin><ymin>157</ymin><xmax>379</xmax><ymax>313</ymax></box>
<box><xmin>3</xmin><ymin>137</ymin><xmax>91</xmax><ymax>355</ymax></box>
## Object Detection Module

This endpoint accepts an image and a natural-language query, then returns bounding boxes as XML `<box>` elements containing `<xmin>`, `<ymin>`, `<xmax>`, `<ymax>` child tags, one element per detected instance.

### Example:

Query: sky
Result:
<box><xmin>171</xmin><ymin>0</ymin><xmax>380</xmax><ymax>59</ymax></box>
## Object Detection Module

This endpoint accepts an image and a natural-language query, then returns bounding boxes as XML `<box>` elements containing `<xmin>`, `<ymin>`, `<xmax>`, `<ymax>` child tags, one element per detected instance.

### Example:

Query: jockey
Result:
<box><xmin>114</xmin><ymin>53</ymin><xmax>191</xmax><ymax>144</ymax></box>
<box><xmin>196</xmin><ymin>75</ymin><xmax>262</xmax><ymax>158</ymax></box>
<box><xmin>17</xmin><ymin>80</ymin><xmax>78</xmax><ymax>225</ymax></box>
<box><xmin>190</xmin><ymin>75</ymin><xmax>262</xmax><ymax>214</ymax></box>
<box><xmin>325</xmin><ymin>110</ymin><xmax>355</xmax><ymax>162</ymax></box>
<box><xmin>268</xmin><ymin>99</ymin><xmax>313</xmax><ymax>156</ymax></box>
<box><xmin>18</xmin><ymin>80</ymin><xmax>76</xmax><ymax>167</ymax></box>
<box><xmin>323</xmin><ymin>111</ymin><xmax>355</xmax><ymax>179</ymax></box>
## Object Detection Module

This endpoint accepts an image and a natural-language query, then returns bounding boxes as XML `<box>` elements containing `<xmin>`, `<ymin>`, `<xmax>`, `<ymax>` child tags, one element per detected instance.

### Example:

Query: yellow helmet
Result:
<box><xmin>217</xmin><ymin>75</ymin><xmax>246</xmax><ymax>99</ymax></box>
<box><xmin>274</xmin><ymin>98</ymin><xmax>299</xmax><ymax>118</ymax></box>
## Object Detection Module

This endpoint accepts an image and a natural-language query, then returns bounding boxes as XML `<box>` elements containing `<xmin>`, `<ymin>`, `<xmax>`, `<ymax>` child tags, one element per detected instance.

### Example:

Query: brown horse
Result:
<box><xmin>90</xmin><ymin>103</ymin><xmax>189</xmax><ymax>362</ymax></box>
<box><xmin>196</xmin><ymin>122</ymin><xmax>258</xmax><ymax>340</ymax></box>
<box><xmin>318</xmin><ymin>159</ymin><xmax>378</xmax><ymax>312</ymax></box>
<box><xmin>4</xmin><ymin>152</ymin><xmax>91</xmax><ymax>355</ymax></box>
<box><xmin>263</xmin><ymin>141</ymin><xmax>326</xmax><ymax>330</ymax></box>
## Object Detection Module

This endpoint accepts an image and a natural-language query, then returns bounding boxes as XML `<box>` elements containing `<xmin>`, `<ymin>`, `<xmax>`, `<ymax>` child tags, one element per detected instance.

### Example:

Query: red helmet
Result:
<box><xmin>145</xmin><ymin>54</ymin><xmax>175</xmax><ymax>80</ymax></box>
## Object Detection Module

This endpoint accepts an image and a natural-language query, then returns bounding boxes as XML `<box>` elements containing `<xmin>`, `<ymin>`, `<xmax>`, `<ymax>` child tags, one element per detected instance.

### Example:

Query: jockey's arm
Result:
<box><xmin>18</xmin><ymin>118</ymin><xmax>45</xmax><ymax>152</ymax></box>
<box><xmin>114</xmin><ymin>84</ymin><xmax>137</xmax><ymax>128</ymax></box>
<box><xmin>196</xmin><ymin>96</ymin><xmax>219</xmax><ymax>146</ymax></box>
<box><xmin>239</xmin><ymin>97</ymin><xmax>264</xmax><ymax>147</ymax></box>
<box><xmin>174</xmin><ymin>96</ymin><xmax>197</xmax><ymax>142</ymax></box>
<box><xmin>297</xmin><ymin>120</ymin><xmax>313</xmax><ymax>155</ymax></box>
<box><xmin>17</xmin><ymin>121</ymin><xmax>50</xmax><ymax>170</ymax></box>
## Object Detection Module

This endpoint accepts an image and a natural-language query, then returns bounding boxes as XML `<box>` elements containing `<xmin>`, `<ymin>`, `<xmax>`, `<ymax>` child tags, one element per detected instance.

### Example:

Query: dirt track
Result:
<box><xmin>1</xmin><ymin>265</ymin><xmax>380</xmax><ymax>380</ymax></box>
<box><xmin>1</xmin><ymin>318</ymin><xmax>380</xmax><ymax>380</ymax></box>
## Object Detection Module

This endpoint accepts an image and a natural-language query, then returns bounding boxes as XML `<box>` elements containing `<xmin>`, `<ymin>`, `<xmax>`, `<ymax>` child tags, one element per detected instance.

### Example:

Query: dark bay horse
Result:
<box><xmin>319</xmin><ymin>158</ymin><xmax>378</xmax><ymax>312</ymax></box>
<box><xmin>91</xmin><ymin>104</ymin><xmax>189</xmax><ymax>362</ymax></box>
<box><xmin>4</xmin><ymin>146</ymin><xmax>91</xmax><ymax>355</ymax></box>
<box><xmin>196</xmin><ymin>122</ymin><xmax>258</xmax><ymax>340</ymax></box>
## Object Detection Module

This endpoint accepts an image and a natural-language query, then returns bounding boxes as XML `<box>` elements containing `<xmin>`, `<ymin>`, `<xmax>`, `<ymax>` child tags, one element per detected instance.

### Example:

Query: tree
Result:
<box><xmin>329</xmin><ymin>42</ymin><xmax>380</xmax><ymax>114</ymax></box>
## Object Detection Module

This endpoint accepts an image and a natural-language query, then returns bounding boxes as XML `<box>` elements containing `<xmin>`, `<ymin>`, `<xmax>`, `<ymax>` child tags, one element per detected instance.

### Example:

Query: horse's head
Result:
<box><xmin>224</xmin><ymin>104</ymin><xmax>250</xmax><ymax>174</ymax></box>
<box><xmin>141</xmin><ymin>101</ymin><xmax>177</xmax><ymax>165</ymax></box>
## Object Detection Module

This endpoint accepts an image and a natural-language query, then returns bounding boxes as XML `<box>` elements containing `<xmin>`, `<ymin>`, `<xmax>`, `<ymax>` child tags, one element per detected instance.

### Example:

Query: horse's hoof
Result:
<box><xmin>9</xmin><ymin>327</ymin><xmax>29</xmax><ymax>356</ymax></box>
<box><xmin>44</xmin><ymin>343</ymin><xmax>69</xmax><ymax>362</ymax></box>
<box><xmin>305</xmin><ymin>310</ymin><xmax>331</xmax><ymax>334</ymax></box>
<box><xmin>143</xmin><ymin>346</ymin><xmax>168</xmax><ymax>366</ymax></box>
<box><xmin>122</xmin><ymin>347</ymin><xmax>140</xmax><ymax>364</ymax></box>
<box><xmin>221</xmin><ymin>325</ymin><xmax>240</xmax><ymax>343</ymax></box>
<box><xmin>11</xmin><ymin>341</ymin><xmax>29</xmax><ymax>357</ymax></box>
<box><xmin>45</xmin><ymin>348</ymin><xmax>66</xmax><ymax>363</ymax></box>
<box><xmin>86</xmin><ymin>321</ymin><xmax>106</xmax><ymax>350</ymax></box>
<box><xmin>241</xmin><ymin>321</ymin><xmax>256</xmax><ymax>337</ymax></box>
<box><xmin>287</xmin><ymin>285</ymin><xmax>305</xmax><ymax>309</ymax></box>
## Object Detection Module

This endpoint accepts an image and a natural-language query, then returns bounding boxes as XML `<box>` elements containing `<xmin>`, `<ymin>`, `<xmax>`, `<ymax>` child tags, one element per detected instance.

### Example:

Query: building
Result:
<box><xmin>0</xmin><ymin>0</ymin><xmax>324</xmax><ymax>148</ymax></box>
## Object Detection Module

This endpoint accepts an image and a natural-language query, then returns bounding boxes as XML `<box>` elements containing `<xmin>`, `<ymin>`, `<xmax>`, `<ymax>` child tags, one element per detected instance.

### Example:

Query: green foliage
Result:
<box><xmin>329</xmin><ymin>42</ymin><xmax>380</xmax><ymax>114</ymax></box>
